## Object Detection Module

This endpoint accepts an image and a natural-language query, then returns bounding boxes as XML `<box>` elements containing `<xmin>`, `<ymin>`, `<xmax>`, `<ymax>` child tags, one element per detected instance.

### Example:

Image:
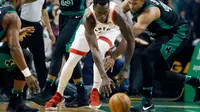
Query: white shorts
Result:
<box><xmin>69</xmin><ymin>25</ymin><xmax>120</xmax><ymax>56</ymax></box>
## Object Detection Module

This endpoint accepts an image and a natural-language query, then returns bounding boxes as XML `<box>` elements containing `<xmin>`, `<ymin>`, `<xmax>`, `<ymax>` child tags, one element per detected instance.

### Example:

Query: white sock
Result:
<box><xmin>57</xmin><ymin>53</ymin><xmax>82</xmax><ymax>96</ymax></box>
<box><xmin>92</xmin><ymin>63</ymin><xmax>102</xmax><ymax>92</ymax></box>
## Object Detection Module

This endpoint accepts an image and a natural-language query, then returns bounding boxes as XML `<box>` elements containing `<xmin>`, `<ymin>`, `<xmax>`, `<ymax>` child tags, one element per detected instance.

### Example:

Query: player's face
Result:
<box><xmin>94</xmin><ymin>3</ymin><xmax>109</xmax><ymax>23</ymax></box>
<box><xmin>128</xmin><ymin>0</ymin><xmax>144</xmax><ymax>13</ymax></box>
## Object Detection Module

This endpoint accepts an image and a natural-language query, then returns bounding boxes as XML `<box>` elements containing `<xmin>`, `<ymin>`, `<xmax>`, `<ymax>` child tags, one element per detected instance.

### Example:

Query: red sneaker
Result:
<box><xmin>45</xmin><ymin>92</ymin><xmax>63</xmax><ymax>111</ymax></box>
<box><xmin>89</xmin><ymin>88</ymin><xmax>101</xmax><ymax>109</ymax></box>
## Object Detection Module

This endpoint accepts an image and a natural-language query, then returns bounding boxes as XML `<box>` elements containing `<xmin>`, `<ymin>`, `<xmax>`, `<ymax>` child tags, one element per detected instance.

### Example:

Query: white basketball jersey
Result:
<box><xmin>88</xmin><ymin>2</ymin><xmax>119</xmax><ymax>36</ymax></box>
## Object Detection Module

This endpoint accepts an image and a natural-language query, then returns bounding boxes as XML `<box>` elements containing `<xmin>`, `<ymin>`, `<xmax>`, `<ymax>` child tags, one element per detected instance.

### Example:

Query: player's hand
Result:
<box><xmin>104</xmin><ymin>56</ymin><xmax>115</xmax><ymax>72</ymax></box>
<box><xmin>49</xmin><ymin>32</ymin><xmax>56</xmax><ymax>44</ymax></box>
<box><xmin>114</xmin><ymin>70</ymin><xmax>128</xmax><ymax>87</ymax></box>
<box><xmin>19</xmin><ymin>26</ymin><xmax>35</xmax><ymax>41</ymax></box>
<box><xmin>100</xmin><ymin>76</ymin><xmax>115</xmax><ymax>97</ymax></box>
<box><xmin>25</xmin><ymin>75</ymin><xmax>40</xmax><ymax>94</ymax></box>
<box><xmin>135</xmin><ymin>38</ymin><xmax>149</xmax><ymax>45</ymax></box>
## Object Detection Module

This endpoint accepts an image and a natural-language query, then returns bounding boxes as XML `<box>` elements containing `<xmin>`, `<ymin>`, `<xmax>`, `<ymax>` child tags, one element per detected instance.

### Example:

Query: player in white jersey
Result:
<box><xmin>45</xmin><ymin>0</ymin><xmax>135</xmax><ymax>110</ymax></box>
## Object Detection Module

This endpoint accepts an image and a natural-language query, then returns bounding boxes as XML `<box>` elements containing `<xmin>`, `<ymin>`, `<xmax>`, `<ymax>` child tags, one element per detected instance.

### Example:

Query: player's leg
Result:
<box><xmin>64</xmin><ymin>53</ymin><xmax>88</xmax><ymax>107</ymax></box>
<box><xmin>7</xmin><ymin>68</ymin><xmax>38</xmax><ymax>112</ymax></box>
<box><xmin>45</xmin><ymin>53</ymin><xmax>83</xmax><ymax>110</ymax></box>
<box><xmin>130</xmin><ymin>40</ymin><xmax>164</xmax><ymax>112</ymax></box>
<box><xmin>45</xmin><ymin>25</ymin><xmax>90</xmax><ymax>110</ymax></box>
<box><xmin>46</xmin><ymin>15</ymin><xmax>83</xmax><ymax>89</ymax></box>
<box><xmin>130</xmin><ymin>24</ymin><xmax>190</xmax><ymax>112</ymax></box>
<box><xmin>65</xmin><ymin>25</ymin><xmax>89</xmax><ymax>107</ymax></box>
<box><xmin>159</xmin><ymin>38</ymin><xmax>200</xmax><ymax>104</ymax></box>
<box><xmin>30</xmin><ymin>14</ymin><xmax>83</xmax><ymax>105</ymax></box>
<box><xmin>90</xmin><ymin>29</ymin><xmax>119</xmax><ymax>109</ymax></box>
<box><xmin>89</xmin><ymin>38</ymin><xmax>111</xmax><ymax>109</ymax></box>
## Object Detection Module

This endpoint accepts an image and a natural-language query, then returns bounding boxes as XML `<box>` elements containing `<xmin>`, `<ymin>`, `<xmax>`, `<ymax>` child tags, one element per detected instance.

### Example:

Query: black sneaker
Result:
<box><xmin>77</xmin><ymin>85</ymin><xmax>89</xmax><ymax>107</ymax></box>
<box><xmin>64</xmin><ymin>85</ymin><xmax>88</xmax><ymax>107</ymax></box>
<box><xmin>28</xmin><ymin>87</ymin><xmax>52</xmax><ymax>106</ymax></box>
<box><xmin>7</xmin><ymin>93</ymin><xmax>38</xmax><ymax>112</ymax></box>
<box><xmin>64</xmin><ymin>94</ymin><xmax>79</xmax><ymax>107</ymax></box>
<box><xmin>130</xmin><ymin>98</ymin><xmax>155</xmax><ymax>112</ymax></box>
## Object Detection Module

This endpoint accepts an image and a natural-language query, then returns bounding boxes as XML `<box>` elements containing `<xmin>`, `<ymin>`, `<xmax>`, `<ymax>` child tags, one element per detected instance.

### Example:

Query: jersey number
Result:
<box><xmin>61</xmin><ymin>0</ymin><xmax>73</xmax><ymax>7</ymax></box>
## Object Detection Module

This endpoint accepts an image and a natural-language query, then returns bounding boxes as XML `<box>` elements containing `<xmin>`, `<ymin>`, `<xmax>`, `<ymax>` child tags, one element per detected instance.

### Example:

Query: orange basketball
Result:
<box><xmin>109</xmin><ymin>93</ymin><xmax>131</xmax><ymax>112</ymax></box>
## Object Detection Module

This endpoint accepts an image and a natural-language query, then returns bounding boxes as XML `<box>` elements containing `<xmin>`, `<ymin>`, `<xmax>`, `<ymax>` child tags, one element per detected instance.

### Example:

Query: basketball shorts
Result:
<box><xmin>69</xmin><ymin>25</ymin><xmax>121</xmax><ymax>56</ymax></box>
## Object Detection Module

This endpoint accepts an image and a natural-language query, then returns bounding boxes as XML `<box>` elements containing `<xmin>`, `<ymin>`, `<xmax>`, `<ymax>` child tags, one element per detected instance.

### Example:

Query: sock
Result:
<box><xmin>12</xmin><ymin>89</ymin><xmax>23</xmax><ymax>94</ymax></box>
<box><xmin>43</xmin><ymin>78</ymin><xmax>55</xmax><ymax>91</ymax></box>
<box><xmin>92</xmin><ymin>63</ymin><xmax>102</xmax><ymax>92</ymax></box>
<box><xmin>10</xmin><ymin>89</ymin><xmax>23</xmax><ymax>104</ymax></box>
<box><xmin>47</xmin><ymin>78</ymin><xmax>55</xmax><ymax>84</ymax></box>
<box><xmin>185</xmin><ymin>76</ymin><xmax>200</xmax><ymax>87</ymax></box>
<box><xmin>57</xmin><ymin>53</ymin><xmax>82</xmax><ymax>96</ymax></box>
<box><xmin>143</xmin><ymin>87</ymin><xmax>153</xmax><ymax>100</ymax></box>
<box><xmin>74</xmin><ymin>78</ymin><xmax>85</xmax><ymax>92</ymax></box>
<box><xmin>73</xmin><ymin>78</ymin><xmax>84</xmax><ymax>86</ymax></box>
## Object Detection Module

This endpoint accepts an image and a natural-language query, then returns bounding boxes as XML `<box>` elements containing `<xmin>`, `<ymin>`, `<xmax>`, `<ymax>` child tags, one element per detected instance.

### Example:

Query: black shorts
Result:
<box><xmin>58</xmin><ymin>13</ymin><xmax>83</xmax><ymax>52</ymax></box>
<box><xmin>0</xmin><ymin>42</ymin><xmax>16</xmax><ymax>70</ymax></box>
<box><xmin>0</xmin><ymin>42</ymin><xmax>25</xmax><ymax>80</ymax></box>
<box><xmin>143</xmin><ymin>24</ymin><xmax>190</xmax><ymax>69</ymax></box>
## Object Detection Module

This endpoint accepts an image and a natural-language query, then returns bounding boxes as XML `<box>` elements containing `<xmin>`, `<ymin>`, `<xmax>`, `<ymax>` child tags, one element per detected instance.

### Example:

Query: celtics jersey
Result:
<box><xmin>0</xmin><ymin>6</ymin><xmax>16</xmax><ymax>42</ymax></box>
<box><xmin>0</xmin><ymin>6</ymin><xmax>16</xmax><ymax>70</ymax></box>
<box><xmin>60</xmin><ymin>0</ymin><xmax>86</xmax><ymax>15</ymax></box>
<box><xmin>132</xmin><ymin>0</ymin><xmax>188</xmax><ymax>38</ymax></box>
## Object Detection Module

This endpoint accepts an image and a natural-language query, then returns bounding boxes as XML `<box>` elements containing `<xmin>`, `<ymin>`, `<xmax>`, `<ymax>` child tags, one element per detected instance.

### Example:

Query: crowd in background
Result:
<box><xmin>0</xmin><ymin>0</ymin><xmax>200</xmax><ymax>102</ymax></box>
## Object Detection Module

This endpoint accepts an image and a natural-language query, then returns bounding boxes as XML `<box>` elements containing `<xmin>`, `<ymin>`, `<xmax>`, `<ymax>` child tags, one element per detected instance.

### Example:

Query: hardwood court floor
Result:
<box><xmin>0</xmin><ymin>101</ymin><xmax>200</xmax><ymax>112</ymax></box>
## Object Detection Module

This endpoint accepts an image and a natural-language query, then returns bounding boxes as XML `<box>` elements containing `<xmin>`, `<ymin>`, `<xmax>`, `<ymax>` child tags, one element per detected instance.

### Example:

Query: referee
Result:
<box><xmin>20</xmin><ymin>0</ymin><xmax>55</xmax><ymax>89</ymax></box>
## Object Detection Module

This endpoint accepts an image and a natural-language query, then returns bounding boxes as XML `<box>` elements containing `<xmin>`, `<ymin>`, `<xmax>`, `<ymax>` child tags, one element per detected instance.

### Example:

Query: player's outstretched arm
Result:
<box><xmin>3</xmin><ymin>12</ymin><xmax>40</xmax><ymax>93</ymax></box>
<box><xmin>4</xmin><ymin>13</ymin><xmax>27</xmax><ymax>71</ymax></box>
<box><xmin>83</xmin><ymin>11</ymin><xmax>113</xmax><ymax>96</ymax></box>
<box><xmin>113</xmin><ymin>6</ymin><xmax>135</xmax><ymax>71</ymax></box>
<box><xmin>131</xmin><ymin>7</ymin><xmax>160</xmax><ymax>36</ymax></box>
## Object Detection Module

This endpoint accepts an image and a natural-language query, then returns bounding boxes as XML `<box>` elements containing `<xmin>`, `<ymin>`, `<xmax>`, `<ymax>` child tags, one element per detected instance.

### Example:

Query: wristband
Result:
<box><xmin>21</xmin><ymin>68</ymin><xmax>31</xmax><ymax>77</ymax></box>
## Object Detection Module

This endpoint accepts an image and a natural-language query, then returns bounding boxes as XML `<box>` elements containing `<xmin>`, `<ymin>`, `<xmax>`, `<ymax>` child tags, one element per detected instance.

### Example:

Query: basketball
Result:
<box><xmin>109</xmin><ymin>93</ymin><xmax>131</xmax><ymax>112</ymax></box>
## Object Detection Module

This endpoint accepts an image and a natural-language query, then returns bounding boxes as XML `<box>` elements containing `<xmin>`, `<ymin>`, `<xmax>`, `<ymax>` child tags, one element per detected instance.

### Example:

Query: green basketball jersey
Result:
<box><xmin>132</xmin><ymin>0</ymin><xmax>188</xmax><ymax>39</ymax></box>
<box><xmin>59</xmin><ymin>0</ymin><xmax>86</xmax><ymax>15</ymax></box>
<box><xmin>0</xmin><ymin>5</ymin><xmax>16</xmax><ymax>42</ymax></box>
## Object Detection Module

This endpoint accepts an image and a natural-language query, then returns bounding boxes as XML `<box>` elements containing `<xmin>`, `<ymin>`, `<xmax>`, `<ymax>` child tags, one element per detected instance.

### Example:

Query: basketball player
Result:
<box><xmin>0</xmin><ymin>0</ymin><xmax>40</xmax><ymax>111</ymax></box>
<box><xmin>30</xmin><ymin>0</ymin><xmax>88</xmax><ymax>107</ymax></box>
<box><xmin>119</xmin><ymin>0</ymin><xmax>200</xmax><ymax>111</ymax></box>
<box><xmin>45</xmin><ymin>0</ymin><xmax>135</xmax><ymax>110</ymax></box>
